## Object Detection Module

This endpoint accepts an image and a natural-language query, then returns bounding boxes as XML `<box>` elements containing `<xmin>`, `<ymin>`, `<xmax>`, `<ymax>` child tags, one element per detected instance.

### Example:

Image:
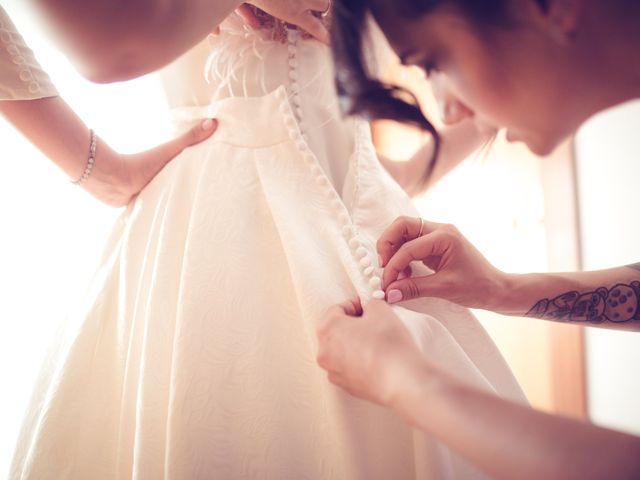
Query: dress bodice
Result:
<box><xmin>159</xmin><ymin>13</ymin><xmax>352</xmax><ymax>195</ymax></box>
<box><xmin>0</xmin><ymin>6</ymin><xmax>58</xmax><ymax>100</ymax></box>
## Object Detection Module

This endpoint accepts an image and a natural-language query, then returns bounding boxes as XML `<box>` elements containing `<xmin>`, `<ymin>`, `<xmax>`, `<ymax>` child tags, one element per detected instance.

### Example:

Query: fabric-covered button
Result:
<box><xmin>341</xmin><ymin>225</ymin><xmax>353</xmax><ymax>237</ymax></box>
<box><xmin>28</xmin><ymin>82</ymin><xmax>41</xmax><ymax>93</ymax></box>
<box><xmin>356</xmin><ymin>246</ymin><xmax>368</xmax><ymax>258</ymax></box>
<box><xmin>364</xmin><ymin>266</ymin><xmax>375</xmax><ymax>276</ymax></box>
<box><xmin>324</xmin><ymin>184</ymin><xmax>335</xmax><ymax>199</ymax></box>
<box><xmin>6</xmin><ymin>43</ymin><xmax>18</xmax><ymax>56</ymax></box>
<box><xmin>348</xmin><ymin>238</ymin><xmax>359</xmax><ymax>249</ymax></box>
<box><xmin>288</xmin><ymin>70</ymin><xmax>298</xmax><ymax>81</ymax></box>
<box><xmin>12</xmin><ymin>55</ymin><xmax>25</xmax><ymax>65</ymax></box>
<box><xmin>372</xmin><ymin>290</ymin><xmax>385</xmax><ymax>299</ymax></box>
<box><xmin>19</xmin><ymin>68</ymin><xmax>33</xmax><ymax>81</ymax></box>
<box><xmin>369</xmin><ymin>276</ymin><xmax>382</xmax><ymax>289</ymax></box>
<box><xmin>359</xmin><ymin>257</ymin><xmax>372</xmax><ymax>268</ymax></box>
<box><xmin>276</xmin><ymin>87</ymin><xmax>289</xmax><ymax>102</ymax></box>
<box><xmin>309</xmin><ymin>163</ymin><xmax>323</xmax><ymax>175</ymax></box>
<box><xmin>0</xmin><ymin>29</ymin><xmax>12</xmax><ymax>44</ymax></box>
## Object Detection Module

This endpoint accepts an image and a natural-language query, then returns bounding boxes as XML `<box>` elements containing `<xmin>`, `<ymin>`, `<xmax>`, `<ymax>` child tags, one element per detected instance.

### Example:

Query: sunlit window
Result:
<box><xmin>0</xmin><ymin>3</ymin><xmax>174</xmax><ymax>475</ymax></box>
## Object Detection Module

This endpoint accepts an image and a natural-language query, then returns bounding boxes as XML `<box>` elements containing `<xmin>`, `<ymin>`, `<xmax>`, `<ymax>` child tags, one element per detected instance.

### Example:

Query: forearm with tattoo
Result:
<box><xmin>526</xmin><ymin>265</ymin><xmax>640</xmax><ymax>324</ymax></box>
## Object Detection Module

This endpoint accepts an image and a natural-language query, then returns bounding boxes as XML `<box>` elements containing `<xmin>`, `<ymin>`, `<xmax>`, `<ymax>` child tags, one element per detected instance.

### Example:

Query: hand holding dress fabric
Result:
<box><xmin>316</xmin><ymin>299</ymin><xmax>427</xmax><ymax>408</ymax></box>
<box><xmin>378</xmin><ymin>216</ymin><xmax>508</xmax><ymax>310</ymax></box>
<box><xmin>95</xmin><ymin>119</ymin><xmax>218</xmax><ymax>207</ymax></box>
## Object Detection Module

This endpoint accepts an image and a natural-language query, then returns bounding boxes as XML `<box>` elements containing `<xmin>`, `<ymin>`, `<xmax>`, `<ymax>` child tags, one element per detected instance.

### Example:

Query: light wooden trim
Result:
<box><xmin>539</xmin><ymin>138</ymin><xmax>588</xmax><ymax>420</ymax></box>
<box><xmin>549</xmin><ymin>324</ymin><xmax>587</xmax><ymax>419</ymax></box>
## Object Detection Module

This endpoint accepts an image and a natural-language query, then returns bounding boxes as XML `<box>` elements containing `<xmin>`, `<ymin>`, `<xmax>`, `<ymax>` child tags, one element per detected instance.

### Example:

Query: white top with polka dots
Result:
<box><xmin>0</xmin><ymin>6</ymin><xmax>58</xmax><ymax>100</ymax></box>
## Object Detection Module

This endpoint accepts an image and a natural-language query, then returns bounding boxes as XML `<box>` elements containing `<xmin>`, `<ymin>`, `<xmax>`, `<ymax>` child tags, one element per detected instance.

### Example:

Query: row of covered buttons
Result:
<box><xmin>0</xmin><ymin>17</ymin><xmax>42</xmax><ymax>94</ymax></box>
<box><xmin>347</xmin><ymin>122</ymin><xmax>386</xmax><ymax>298</ymax></box>
<box><xmin>278</xmin><ymin>34</ymin><xmax>385</xmax><ymax>300</ymax></box>
<box><xmin>345</xmin><ymin>225</ymin><xmax>385</xmax><ymax>299</ymax></box>
<box><xmin>286</xmin><ymin>29</ymin><xmax>308</xmax><ymax>141</ymax></box>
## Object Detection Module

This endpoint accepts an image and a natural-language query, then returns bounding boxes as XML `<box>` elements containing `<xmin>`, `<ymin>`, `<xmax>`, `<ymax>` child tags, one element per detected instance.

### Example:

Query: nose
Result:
<box><xmin>430</xmin><ymin>73</ymin><xmax>474</xmax><ymax>125</ymax></box>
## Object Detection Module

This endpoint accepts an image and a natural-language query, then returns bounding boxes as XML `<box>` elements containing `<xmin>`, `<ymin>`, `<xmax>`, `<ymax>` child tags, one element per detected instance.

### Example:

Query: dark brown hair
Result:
<box><xmin>330</xmin><ymin>0</ymin><xmax>517</xmax><ymax>185</ymax></box>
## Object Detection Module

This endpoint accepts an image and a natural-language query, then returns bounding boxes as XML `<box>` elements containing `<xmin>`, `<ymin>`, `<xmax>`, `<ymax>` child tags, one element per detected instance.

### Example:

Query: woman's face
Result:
<box><xmin>372</xmin><ymin>1</ymin><xmax>586</xmax><ymax>156</ymax></box>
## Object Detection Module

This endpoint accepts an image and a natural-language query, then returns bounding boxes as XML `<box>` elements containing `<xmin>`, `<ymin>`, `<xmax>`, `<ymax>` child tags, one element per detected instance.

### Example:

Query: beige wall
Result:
<box><xmin>575</xmin><ymin>100</ymin><xmax>640</xmax><ymax>435</ymax></box>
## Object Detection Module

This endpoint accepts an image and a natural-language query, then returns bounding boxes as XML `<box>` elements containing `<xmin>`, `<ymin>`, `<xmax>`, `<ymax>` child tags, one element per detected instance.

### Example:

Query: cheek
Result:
<box><xmin>441</xmin><ymin>35</ymin><xmax>574</xmax><ymax>154</ymax></box>
<box><xmin>443</xmin><ymin>62</ymin><xmax>514</xmax><ymax>124</ymax></box>
<box><xmin>445</xmin><ymin>66</ymin><xmax>564</xmax><ymax>153</ymax></box>
<box><xmin>447</xmin><ymin>58</ymin><xmax>554</xmax><ymax>135</ymax></box>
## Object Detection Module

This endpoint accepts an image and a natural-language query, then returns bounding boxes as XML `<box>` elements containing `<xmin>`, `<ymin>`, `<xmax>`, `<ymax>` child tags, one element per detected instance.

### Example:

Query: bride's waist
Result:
<box><xmin>168</xmin><ymin>86</ymin><xmax>351</xmax><ymax>150</ymax></box>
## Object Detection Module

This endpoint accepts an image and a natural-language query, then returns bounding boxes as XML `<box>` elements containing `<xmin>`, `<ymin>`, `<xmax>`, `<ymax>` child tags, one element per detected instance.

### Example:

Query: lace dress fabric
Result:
<box><xmin>10</xmin><ymin>14</ymin><xmax>527</xmax><ymax>480</ymax></box>
<box><xmin>0</xmin><ymin>6</ymin><xmax>57</xmax><ymax>100</ymax></box>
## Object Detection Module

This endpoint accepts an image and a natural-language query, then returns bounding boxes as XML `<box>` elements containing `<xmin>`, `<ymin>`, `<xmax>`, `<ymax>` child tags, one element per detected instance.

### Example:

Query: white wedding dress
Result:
<box><xmin>10</xmin><ymin>15</ymin><xmax>527</xmax><ymax>479</ymax></box>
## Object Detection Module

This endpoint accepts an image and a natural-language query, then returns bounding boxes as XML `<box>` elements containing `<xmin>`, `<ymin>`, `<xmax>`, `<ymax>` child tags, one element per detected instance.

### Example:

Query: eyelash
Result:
<box><xmin>422</xmin><ymin>61</ymin><xmax>437</xmax><ymax>78</ymax></box>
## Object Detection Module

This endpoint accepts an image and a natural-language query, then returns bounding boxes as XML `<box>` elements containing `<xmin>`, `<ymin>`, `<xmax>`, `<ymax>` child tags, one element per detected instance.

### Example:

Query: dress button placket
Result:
<box><xmin>356</xmin><ymin>246</ymin><xmax>368</xmax><ymax>258</ymax></box>
<box><xmin>283</xmin><ymin>27</ymin><xmax>385</xmax><ymax>301</ymax></box>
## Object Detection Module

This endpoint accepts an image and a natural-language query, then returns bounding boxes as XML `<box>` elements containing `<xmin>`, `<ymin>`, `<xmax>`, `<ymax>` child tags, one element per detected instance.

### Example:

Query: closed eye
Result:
<box><xmin>421</xmin><ymin>61</ymin><xmax>438</xmax><ymax>78</ymax></box>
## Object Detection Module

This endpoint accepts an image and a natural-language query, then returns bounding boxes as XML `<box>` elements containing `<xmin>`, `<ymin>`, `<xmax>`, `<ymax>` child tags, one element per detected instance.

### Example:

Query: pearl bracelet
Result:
<box><xmin>71</xmin><ymin>129</ymin><xmax>97</xmax><ymax>185</ymax></box>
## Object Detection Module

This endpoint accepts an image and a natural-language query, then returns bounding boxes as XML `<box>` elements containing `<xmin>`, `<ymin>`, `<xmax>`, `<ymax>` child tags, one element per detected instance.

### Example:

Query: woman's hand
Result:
<box><xmin>244</xmin><ymin>0</ymin><xmax>330</xmax><ymax>44</ymax></box>
<box><xmin>0</xmin><ymin>95</ymin><xmax>219</xmax><ymax>208</ymax></box>
<box><xmin>378</xmin><ymin>216</ymin><xmax>508</xmax><ymax>310</ymax></box>
<box><xmin>316</xmin><ymin>298</ymin><xmax>426</xmax><ymax>407</ymax></box>
<box><xmin>88</xmin><ymin>119</ymin><xmax>218</xmax><ymax>207</ymax></box>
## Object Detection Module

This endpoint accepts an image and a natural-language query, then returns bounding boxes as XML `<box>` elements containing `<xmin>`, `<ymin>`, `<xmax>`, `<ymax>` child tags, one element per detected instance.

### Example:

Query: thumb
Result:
<box><xmin>139</xmin><ymin>118</ymin><xmax>218</xmax><ymax>177</ymax></box>
<box><xmin>295</xmin><ymin>13</ymin><xmax>330</xmax><ymax>45</ymax></box>
<box><xmin>178</xmin><ymin>118</ymin><xmax>218</xmax><ymax>148</ymax></box>
<box><xmin>385</xmin><ymin>274</ymin><xmax>443</xmax><ymax>304</ymax></box>
<box><xmin>341</xmin><ymin>297</ymin><xmax>364</xmax><ymax>316</ymax></box>
<box><xmin>235</xmin><ymin>4</ymin><xmax>263</xmax><ymax>30</ymax></box>
<box><xmin>161</xmin><ymin>119</ymin><xmax>218</xmax><ymax>159</ymax></box>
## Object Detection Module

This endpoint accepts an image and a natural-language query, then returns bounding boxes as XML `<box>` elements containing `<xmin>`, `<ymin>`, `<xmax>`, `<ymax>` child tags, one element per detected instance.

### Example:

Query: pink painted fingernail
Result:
<box><xmin>201</xmin><ymin>118</ymin><xmax>215</xmax><ymax>131</ymax></box>
<box><xmin>386</xmin><ymin>289</ymin><xmax>403</xmax><ymax>304</ymax></box>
